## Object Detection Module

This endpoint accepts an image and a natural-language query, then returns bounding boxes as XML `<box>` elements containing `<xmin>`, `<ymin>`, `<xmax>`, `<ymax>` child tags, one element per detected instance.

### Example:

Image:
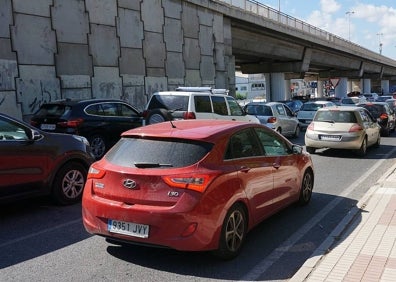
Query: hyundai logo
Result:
<box><xmin>123</xmin><ymin>179</ymin><xmax>137</xmax><ymax>189</ymax></box>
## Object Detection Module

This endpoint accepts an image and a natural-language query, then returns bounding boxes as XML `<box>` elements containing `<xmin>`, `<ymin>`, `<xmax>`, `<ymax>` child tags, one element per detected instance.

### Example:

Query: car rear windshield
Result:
<box><xmin>148</xmin><ymin>95</ymin><xmax>189</xmax><ymax>111</ymax></box>
<box><xmin>245</xmin><ymin>105</ymin><xmax>272</xmax><ymax>116</ymax></box>
<box><xmin>105</xmin><ymin>137</ymin><xmax>213</xmax><ymax>168</ymax></box>
<box><xmin>34</xmin><ymin>104</ymin><xmax>71</xmax><ymax>117</ymax></box>
<box><xmin>301</xmin><ymin>103</ymin><xmax>324</xmax><ymax>111</ymax></box>
<box><xmin>314</xmin><ymin>111</ymin><xmax>357</xmax><ymax>123</ymax></box>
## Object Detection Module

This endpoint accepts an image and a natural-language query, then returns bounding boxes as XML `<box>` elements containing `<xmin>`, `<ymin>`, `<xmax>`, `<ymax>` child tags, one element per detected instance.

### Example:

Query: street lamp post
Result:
<box><xmin>346</xmin><ymin>11</ymin><xmax>354</xmax><ymax>41</ymax></box>
<box><xmin>377</xmin><ymin>33</ymin><xmax>384</xmax><ymax>55</ymax></box>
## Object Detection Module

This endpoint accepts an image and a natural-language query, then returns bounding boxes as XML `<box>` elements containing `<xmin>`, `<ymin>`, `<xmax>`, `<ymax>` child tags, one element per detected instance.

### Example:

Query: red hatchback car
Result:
<box><xmin>82</xmin><ymin>120</ymin><xmax>314</xmax><ymax>259</ymax></box>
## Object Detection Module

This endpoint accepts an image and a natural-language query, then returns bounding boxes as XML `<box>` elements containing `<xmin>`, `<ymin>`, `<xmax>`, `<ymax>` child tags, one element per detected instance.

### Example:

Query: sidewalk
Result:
<box><xmin>291</xmin><ymin>162</ymin><xmax>396</xmax><ymax>282</ymax></box>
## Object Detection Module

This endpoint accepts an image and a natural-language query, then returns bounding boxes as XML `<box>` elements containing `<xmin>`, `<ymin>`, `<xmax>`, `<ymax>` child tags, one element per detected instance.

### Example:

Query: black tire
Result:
<box><xmin>145</xmin><ymin>108</ymin><xmax>173</xmax><ymax>125</ymax></box>
<box><xmin>213</xmin><ymin>203</ymin><xmax>247</xmax><ymax>260</ymax></box>
<box><xmin>306</xmin><ymin>146</ymin><xmax>315</xmax><ymax>154</ymax></box>
<box><xmin>51</xmin><ymin>162</ymin><xmax>87</xmax><ymax>205</ymax></box>
<box><xmin>89</xmin><ymin>134</ymin><xmax>107</xmax><ymax>160</ymax></box>
<box><xmin>374</xmin><ymin>133</ymin><xmax>381</xmax><ymax>148</ymax></box>
<box><xmin>298</xmin><ymin>170</ymin><xmax>314</xmax><ymax>206</ymax></box>
<box><xmin>355</xmin><ymin>137</ymin><xmax>367</xmax><ymax>157</ymax></box>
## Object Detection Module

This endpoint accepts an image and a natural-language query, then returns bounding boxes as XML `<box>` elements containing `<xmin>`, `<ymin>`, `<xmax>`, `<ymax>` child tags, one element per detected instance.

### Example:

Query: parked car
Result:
<box><xmin>244</xmin><ymin>102</ymin><xmax>300</xmax><ymax>137</ymax></box>
<box><xmin>82</xmin><ymin>120</ymin><xmax>314</xmax><ymax>260</ymax></box>
<box><xmin>297</xmin><ymin>101</ymin><xmax>336</xmax><ymax>129</ymax></box>
<box><xmin>376</xmin><ymin>95</ymin><xmax>393</xmax><ymax>102</ymax></box>
<box><xmin>339</xmin><ymin>96</ymin><xmax>366</xmax><ymax>106</ymax></box>
<box><xmin>277</xmin><ymin>99</ymin><xmax>304</xmax><ymax>113</ymax></box>
<box><xmin>305</xmin><ymin>106</ymin><xmax>381</xmax><ymax>156</ymax></box>
<box><xmin>30</xmin><ymin>99</ymin><xmax>143</xmax><ymax>159</ymax></box>
<box><xmin>362</xmin><ymin>93</ymin><xmax>379</xmax><ymax>102</ymax></box>
<box><xmin>143</xmin><ymin>87</ymin><xmax>260</xmax><ymax>125</ymax></box>
<box><xmin>0</xmin><ymin>113</ymin><xmax>94</xmax><ymax>204</ymax></box>
<box><xmin>386</xmin><ymin>98</ymin><xmax>396</xmax><ymax>112</ymax></box>
<box><xmin>357</xmin><ymin>102</ymin><xmax>396</xmax><ymax>136</ymax></box>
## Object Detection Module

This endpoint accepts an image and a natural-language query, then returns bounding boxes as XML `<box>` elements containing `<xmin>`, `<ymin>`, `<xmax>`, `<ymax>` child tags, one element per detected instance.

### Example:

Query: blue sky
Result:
<box><xmin>258</xmin><ymin>0</ymin><xmax>396</xmax><ymax>59</ymax></box>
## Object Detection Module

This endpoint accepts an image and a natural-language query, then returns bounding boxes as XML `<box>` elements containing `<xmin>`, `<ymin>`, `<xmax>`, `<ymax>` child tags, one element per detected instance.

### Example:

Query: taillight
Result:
<box><xmin>162</xmin><ymin>173</ymin><xmax>217</xmax><ymax>193</ymax></box>
<box><xmin>349</xmin><ymin>124</ymin><xmax>363</xmax><ymax>132</ymax></box>
<box><xmin>142</xmin><ymin>110</ymin><xmax>149</xmax><ymax>118</ymax></box>
<box><xmin>307</xmin><ymin>122</ymin><xmax>314</xmax><ymax>130</ymax></box>
<box><xmin>87</xmin><ymin>165</ymin><xmax>106</xmax><ymax>179</ymax></box>
<box><xmin>267</xmin><ymin>117</ymin><xmax>277</xmax><ymax>123</ymax></box>
<box><xmin>183</xmin><ymin>112</ymin><xmax>196</xmax><ymax>119</ymax></box>
<box><xmin>57</xmin><ymin>118</ymin><xmax>84</xmax><ymax>128</ymax></box>
<box><xmin>380</xmin><ymin>113</ymin><xmax>388</xmax><ymax>120</ymax></box>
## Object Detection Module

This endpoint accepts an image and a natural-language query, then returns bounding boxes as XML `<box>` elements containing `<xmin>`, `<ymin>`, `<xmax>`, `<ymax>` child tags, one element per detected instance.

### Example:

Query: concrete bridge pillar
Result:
<box><xmin>317</xmin><ymin>80</ymin><xmax>324</xmax><ymax>97</ymax></box>
<box><xmin>269</xmin><ymin>73</ymin><xmax>287</xmax><ymax>101</ymax></box>
<box><xmin>362</xmin><ymin>79</ymin><xmax>371</xmax><ymax>93</ymax></box>
<box><xmin>334</xmin><ymin>77</ymin><xmax>348</xmax><ymax>98</ymax></box>
<box><xmin>381</xmin><ymin>80</ymin><xmax>390</xmax><ymax>94</ymax></box>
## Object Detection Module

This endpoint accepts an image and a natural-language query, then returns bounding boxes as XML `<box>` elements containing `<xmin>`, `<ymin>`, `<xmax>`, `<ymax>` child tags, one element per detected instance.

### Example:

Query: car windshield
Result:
<box><xmin>362</xmin><ymin>105</ymin><xmax>384</xmax><ymax>118</ymax></box>
<box><xmin>148</xmin><ymin>95</ymin><xmax>189</xmax><ymax>111</ymax></box>
<box><xmin>301</xmin><ymin>103</ymin><xmax>323</xmax><ymax>111</ymax></box>
<box><xmin>245</xmin><ymin>105</ymin><xmax>272</xmax><ymax>116</ymax></box>
<box><xmin>105</xmin><ymin>137</ymin><xmax>213</xmax><ymax>168</ymax></box>
<box><xmin>314</xmin><ymin>111</ymin><xmax>357</xmax><ymax>123</ymax></box>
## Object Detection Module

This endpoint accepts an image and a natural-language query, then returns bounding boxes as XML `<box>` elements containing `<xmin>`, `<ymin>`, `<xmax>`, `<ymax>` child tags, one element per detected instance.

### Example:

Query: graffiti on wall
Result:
<box><xmin>0</xmin><ymin>60</ymin><xmax>18</xmax><ymax>91</ymax></box>
<box><xmin>16</xmin><ymin>78</ymin><xmax>61</xmax><ymax>114</ymax></box>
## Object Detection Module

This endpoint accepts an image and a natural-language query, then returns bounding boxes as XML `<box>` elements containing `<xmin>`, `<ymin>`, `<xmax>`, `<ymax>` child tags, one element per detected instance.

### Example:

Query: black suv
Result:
<box><xmin>0</xmin><ymin>113</ymin><xmax>94</xmax><ymax>204</ymax></box>
<box><xmin>358</xmin><ymin>102</ymin><xmax>396</xmax><ymax>136</ymax></box>
<box><xmin>31</xmin><ymin>99</ymin><xmax>143</xmax><ymax>159</ymax></box>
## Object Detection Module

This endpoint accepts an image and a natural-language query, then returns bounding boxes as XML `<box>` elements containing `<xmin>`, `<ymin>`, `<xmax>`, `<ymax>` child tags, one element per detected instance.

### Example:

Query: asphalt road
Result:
<box><xmin>1</xmin><ymin>132</ymin><xmax>395</xmax><ymax>282</ymax></box>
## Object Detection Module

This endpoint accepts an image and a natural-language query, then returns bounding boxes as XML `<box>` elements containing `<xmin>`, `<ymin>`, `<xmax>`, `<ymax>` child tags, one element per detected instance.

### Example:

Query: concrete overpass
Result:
<box><xmin>1</xmin><ymin>0</ymin><xmax>396</xmax><ymax>119</ymax></box>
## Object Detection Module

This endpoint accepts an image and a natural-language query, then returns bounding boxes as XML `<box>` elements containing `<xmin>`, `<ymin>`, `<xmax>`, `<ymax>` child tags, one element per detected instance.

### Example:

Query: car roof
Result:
<box><xmin>121</xmin><ymin>120</ymin><xmax>265</xmax><ymax>142</ymax></box>
<box><xmin>41</xmin><ymin>98</ymin><xmax>131</xmax><ymax>106</ymax></box>
<box><xmin>317</xmin><ymin>106</ymin><xmax>360</xmax><ymax>111</ymax></box>
<box><xmin>305</xmin><ymin>100</ymin><xmax>333</xmax><ymax>104</ymax></box>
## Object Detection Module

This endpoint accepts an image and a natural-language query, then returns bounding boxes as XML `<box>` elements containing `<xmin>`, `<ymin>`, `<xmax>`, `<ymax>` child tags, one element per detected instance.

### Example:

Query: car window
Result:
<box><xmin>194</xmin><ymin>95</ymin><xmax>212</xmax><ymax>113</ymax></box>
<box><xmin>284</xmin><ymin>105</ymin><xmax>294</xmax><ymax>117</ymax></box>
<box><xmin>100</xmin><ymin>103</ymin><xmax>118</xmax><ymax>116</ymax></box>
<box><xmin>105</xmin><ymin>137</ymin><xmax>213</xmax><ymax>168</ymax></box>
<box><xmin>275</xmin><ymin>104</ymin><xmax>286</xmax><ymax>116</ymax></box>
<box><xmin>224</xmin><ymin>129</ymin><xmax>263</xmax><ymax>159</ymax></box>
<box><xmin>212</xmin><ymin>96</ymin><xmax>228</xmax><ymax>115</ymax></box>
<box><xmin>315</xmin><ymin>111</ymin><xmax>357</xmax><ymax>123</ymax></box>
<box><xmin>0</xmin><ymin>118</ymin><xmax>28</xmax><ymax>141</ymax></box>
<box><xmin>35</xmin><ymin>104</ymin><xmax>71</xmax><ymax>117</ymax></box>
<box><xmin>148</xmin><ymin>95</ymin><xmax>189</xmax><ymax>111</ymax></box>
<box><xmin>245</xmin><ymin>104</ymin><xmax>272</xmax><ymax>116</ymax></box>
<box><xmin>301</xmin><ymin>103</ymin><xmax>322</xmax><ymax>111</ymax></box>
<box><xmin>226</xmin><ymin>96</ymin><xmax>244</xmax><ymax>116</ymax></box>
<box><xmin>117</xmin><ymin>103</ymin><xmax>139</xmax><ymax>117</ymax></box>
<box><xmin>254</xmin><ymin>128</ymin><xmax>291</xmax><ymax>156</ymax></box>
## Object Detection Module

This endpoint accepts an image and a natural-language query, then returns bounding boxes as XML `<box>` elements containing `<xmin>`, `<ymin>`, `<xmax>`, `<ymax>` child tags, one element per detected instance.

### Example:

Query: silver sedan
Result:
<box><xmin>304</xmin><ymin>106</ymin><xmax>381</xmax><ymax>156</ymax></box>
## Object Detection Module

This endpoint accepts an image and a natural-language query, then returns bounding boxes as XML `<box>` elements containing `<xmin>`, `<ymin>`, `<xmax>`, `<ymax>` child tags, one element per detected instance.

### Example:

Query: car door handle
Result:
<box><xmin>239</xmin><ymin>166</ymin><xmax>250</xmax><ymax>173</ymax></box>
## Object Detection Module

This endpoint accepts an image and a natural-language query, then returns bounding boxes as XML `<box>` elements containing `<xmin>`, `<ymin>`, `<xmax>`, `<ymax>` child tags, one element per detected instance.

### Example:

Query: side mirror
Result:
<box><xmin>26</xmin><ymin>128</ymin><xmax>42</xmax><ymax>141</ymax></box>
<box><xmin>292</xmin><ymin>144</ymin><xmax>303</xmax><ymax>154</ymax></box>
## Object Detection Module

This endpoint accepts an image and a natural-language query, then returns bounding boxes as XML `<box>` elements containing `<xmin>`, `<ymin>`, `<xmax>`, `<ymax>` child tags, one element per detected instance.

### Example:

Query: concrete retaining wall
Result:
<box><xmin>0</xmin><ymin>0</ymin><xmax>233</xmax><ymax>120</ymax></box>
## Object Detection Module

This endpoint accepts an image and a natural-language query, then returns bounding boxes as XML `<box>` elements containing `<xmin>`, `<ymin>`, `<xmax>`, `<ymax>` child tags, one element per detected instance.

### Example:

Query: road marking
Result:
<box><xmin>241</xmin><ymin>146</ymin><xmax>396</xmax><ymax>281</ymax></box>
<box><xmin>0</xmin><ymin>219</ymin><xmax>82</xmax><ymax>248</ymax></box>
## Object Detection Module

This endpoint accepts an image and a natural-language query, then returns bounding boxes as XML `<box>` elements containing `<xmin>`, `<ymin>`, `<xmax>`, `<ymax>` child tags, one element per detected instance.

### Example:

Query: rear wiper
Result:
<box><xmin>134</xmin><ymin>162</ymin><xmax>173</xmax><ymax>168</ymax></box>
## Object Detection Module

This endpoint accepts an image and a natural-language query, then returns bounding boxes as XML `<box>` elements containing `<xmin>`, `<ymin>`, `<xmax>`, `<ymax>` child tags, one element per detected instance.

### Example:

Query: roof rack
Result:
<box><xmin>175</xmin><ymin>87</ymin><xmax>229</xmax><ymax>95</ymax></box>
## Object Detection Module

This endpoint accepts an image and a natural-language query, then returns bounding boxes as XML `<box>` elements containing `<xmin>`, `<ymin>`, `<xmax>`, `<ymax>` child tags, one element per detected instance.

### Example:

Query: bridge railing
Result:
<box><xmin>219</xmin><ymin>0</ymin><xmax>360</xmax><ymax>50</ymax></box>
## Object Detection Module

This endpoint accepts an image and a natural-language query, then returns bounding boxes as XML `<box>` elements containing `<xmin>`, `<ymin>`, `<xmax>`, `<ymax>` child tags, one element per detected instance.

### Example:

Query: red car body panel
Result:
<box><xmin>82</xmin><ymin>120</ymin><xmax>313</xmax><ymax>252</ymax></box>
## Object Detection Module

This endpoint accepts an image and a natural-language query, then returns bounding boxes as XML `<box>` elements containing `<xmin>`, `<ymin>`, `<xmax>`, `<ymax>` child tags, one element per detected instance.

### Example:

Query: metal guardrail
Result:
<box><xmin>218</xmin><ymin>0</ymin><xmax>390</xmax><ymax>61</ymax></box>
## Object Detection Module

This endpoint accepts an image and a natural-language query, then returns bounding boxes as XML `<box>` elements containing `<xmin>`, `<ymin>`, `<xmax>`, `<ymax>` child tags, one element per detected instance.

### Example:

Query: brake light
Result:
<box><xmin>57</xmin><ymin>118</ymin><xmax>84</xmax><ymax>128</ymax></box>
<box><xmin>267</xmin><ymin>117</ymin><xmax>277</xmax><ymax>123</ymax></box>
<box><xmin>380</xmin><ymin>113</ymin><xmax>388</xmax><ymax>120</ymax></box>
<box><xmin>87</xmin><ymin>165</ymin><xmax>106</xmax><ymax>179</ymax></box>
<box><xmin>183</xmin><ymin>112</ymin><xmax>196</xmax><ymax>119</ymax></box>
<box><xmin>162</xmin><ymin>173</ymin><xmax>217</xmax><ymax>193</ymax></box>
<box><xmin>349</xmin><ymin>124</ymin><xmax>363</xmax><ymax>132</ymax></box>
<box><xmin>307</xmin><ymin>123</ymin><xmax>314</xmax><ymax>130</ymax></box>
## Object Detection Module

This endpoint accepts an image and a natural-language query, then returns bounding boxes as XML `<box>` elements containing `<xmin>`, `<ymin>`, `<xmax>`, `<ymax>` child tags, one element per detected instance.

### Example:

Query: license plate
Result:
<box><xmin>108</xmin><ymin>219</ymin><xmax>149</xmax><ymax>238</ymax></box>
<box><xmin>320</xmin><ymin>135</ymin><xmax>341</xmax><ymax>141</ymax></box>
<box><xmin>40</xmin><ymin>124</ymin><xmax>56</xmax><ymax>130</ymax></box>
